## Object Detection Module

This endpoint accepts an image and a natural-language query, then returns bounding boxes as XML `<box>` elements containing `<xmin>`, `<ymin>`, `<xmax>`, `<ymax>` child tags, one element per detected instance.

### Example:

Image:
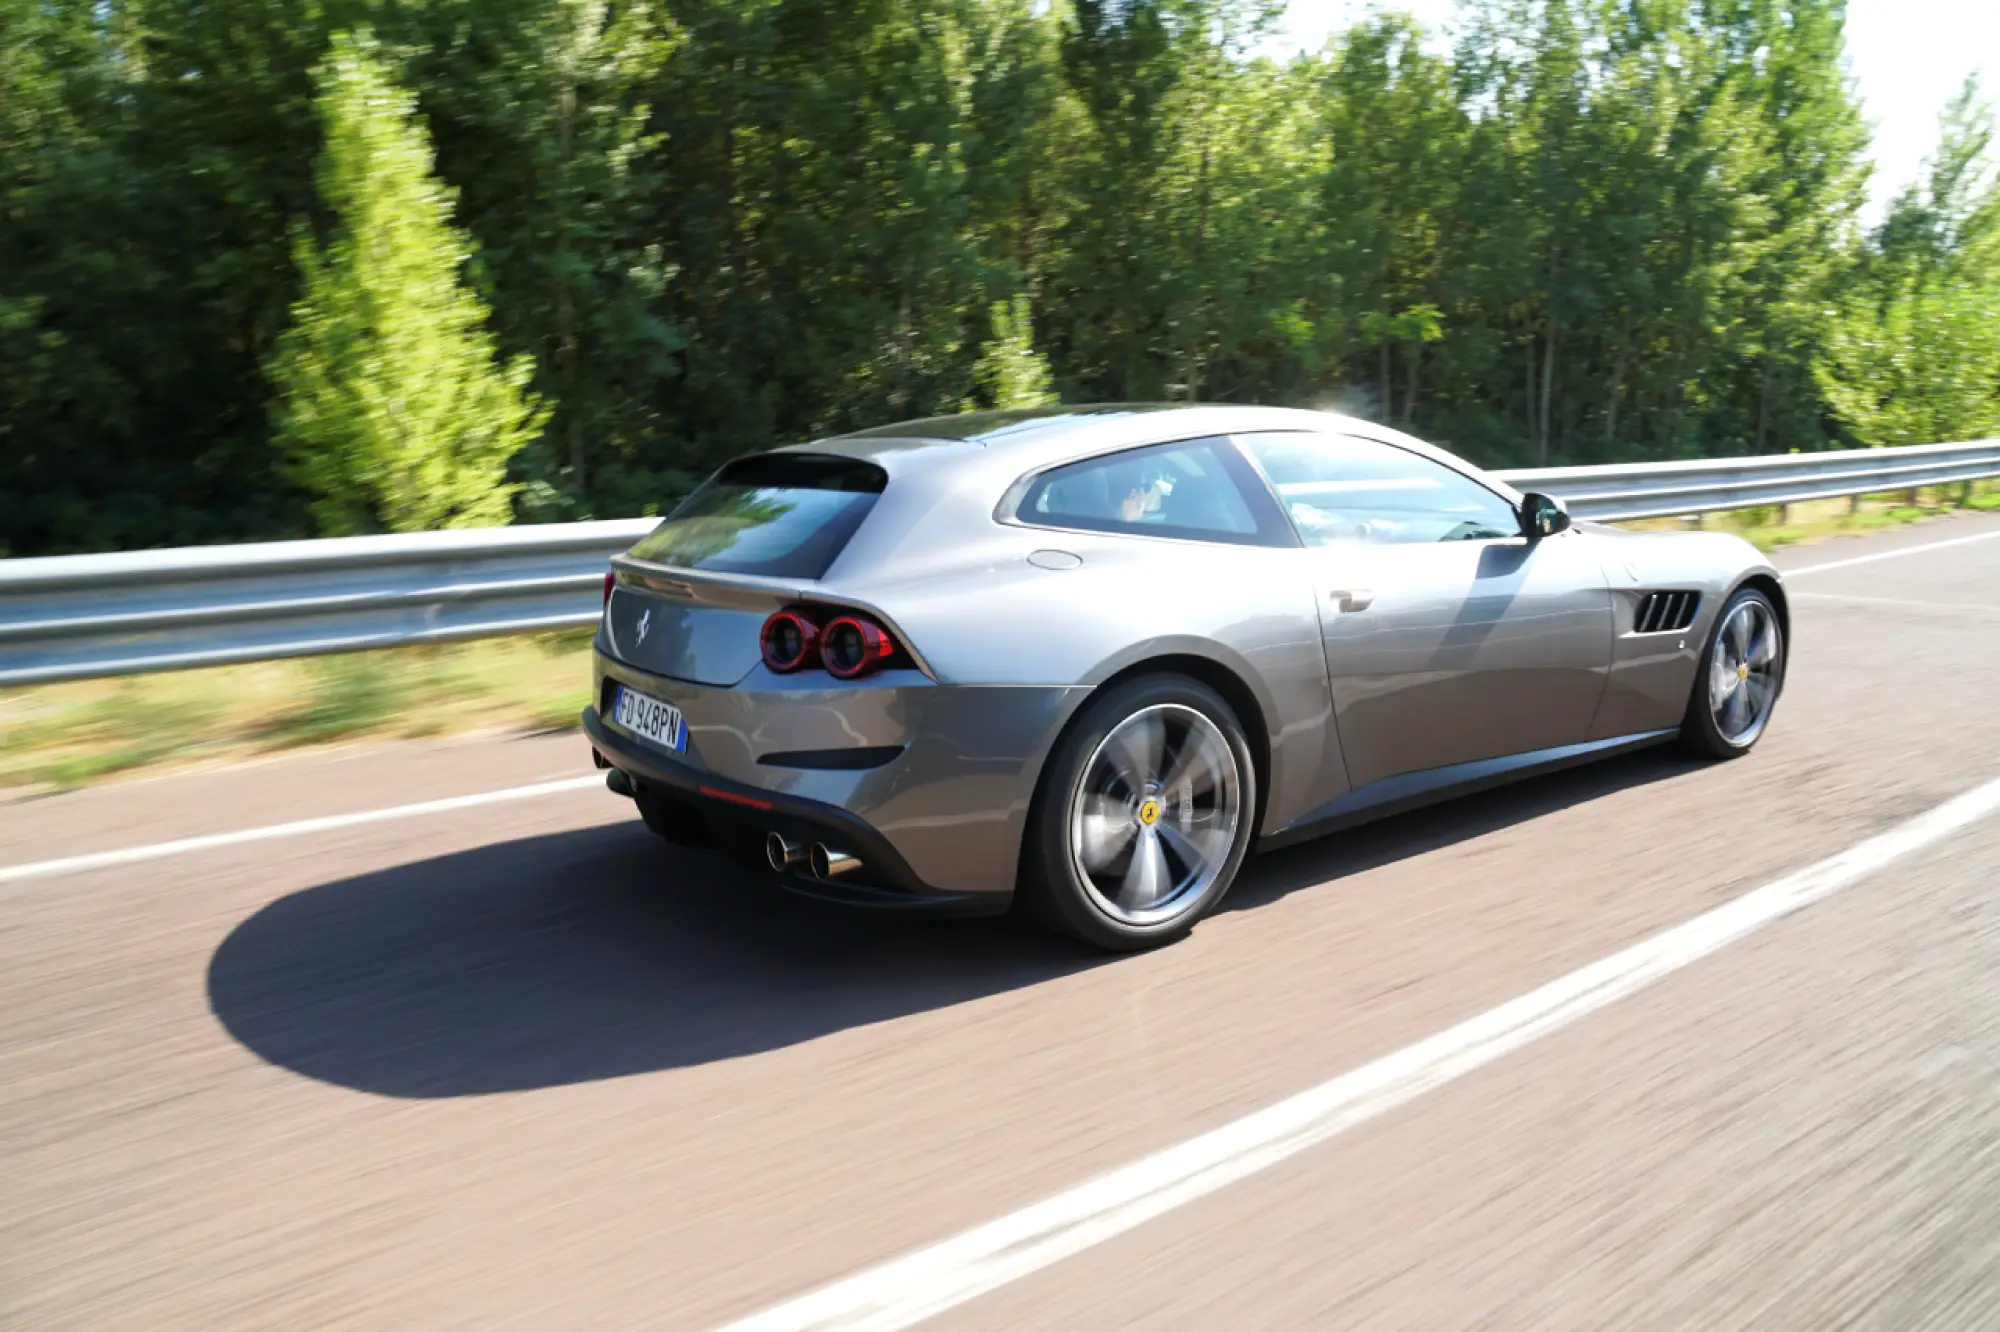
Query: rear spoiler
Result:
<box><xmin>609</xmin><ymin>555</ymin><xmax>810</xmax><ymax>605</ymax></box>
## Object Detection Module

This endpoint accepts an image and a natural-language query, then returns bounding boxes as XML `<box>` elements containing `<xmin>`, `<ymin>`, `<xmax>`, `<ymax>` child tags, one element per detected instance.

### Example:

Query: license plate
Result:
<box><xmin>612</xmin><ymin>685</ymin><xmax>687</xmax><ymax>752</ymax></box>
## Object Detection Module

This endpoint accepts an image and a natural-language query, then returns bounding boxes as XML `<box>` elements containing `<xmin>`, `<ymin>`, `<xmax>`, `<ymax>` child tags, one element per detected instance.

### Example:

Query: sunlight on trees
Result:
<box><xmin>267</xmin><ymin>30</ymin><xmax>547</xmax><ymax>535</ymax></box>
<box><xmin>967</xmin><ymin>295</ymin><xmax>1059</xmax><ymax>410</ymax></box>
<box><xmin>1818</xmin><ymin>78</ymin><xmax>2000</xmax><ymax>446</ymax></box>
<box><xmin>2</xmin><ymin>0</ymin><xmax>1996</xmax><ymax>554</ymax></box>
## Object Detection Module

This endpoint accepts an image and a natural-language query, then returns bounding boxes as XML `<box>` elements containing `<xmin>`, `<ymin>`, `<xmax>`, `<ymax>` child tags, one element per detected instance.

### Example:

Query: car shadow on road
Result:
<box><xmin>208</xmin><ymin>749</ymin><xmax>1700</xmax><ymax>1099</ymax></box>
<box><xmin>1225</xmin><ymin>748</ymin><xmax>1705</xmax><ymax>914</ymax></box>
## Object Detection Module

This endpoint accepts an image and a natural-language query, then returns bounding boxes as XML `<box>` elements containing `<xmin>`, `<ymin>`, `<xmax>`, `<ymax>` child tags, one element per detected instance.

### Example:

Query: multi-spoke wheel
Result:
<box><xmin>1022</xmin><ymin>675</ymin><xmax>1256</xmax><ymax>950</ymax></box>
<box><xmin>1680</xmin><ymin>586</ymin><xmax>1785</xmax><ymax>759</ymax></box>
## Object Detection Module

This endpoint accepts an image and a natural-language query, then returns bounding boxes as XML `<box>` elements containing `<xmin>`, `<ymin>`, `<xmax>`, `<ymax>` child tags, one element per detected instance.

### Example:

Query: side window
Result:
<box><xmin>1237</xmin><ymin>432</ymin><xmax>1520</xmax><ymax>547</ymax></box>
<box><xmin>1017</xmin><ymin>438</ymin><xmax>1277</xmax><ymax>545</ymax></box>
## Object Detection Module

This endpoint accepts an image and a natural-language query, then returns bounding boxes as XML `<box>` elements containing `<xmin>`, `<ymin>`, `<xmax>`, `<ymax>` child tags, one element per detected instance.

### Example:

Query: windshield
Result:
<box><xmin>626</xmin><ymin>453</ymin><xmax>887</xmax><ymax>579</ymax></box>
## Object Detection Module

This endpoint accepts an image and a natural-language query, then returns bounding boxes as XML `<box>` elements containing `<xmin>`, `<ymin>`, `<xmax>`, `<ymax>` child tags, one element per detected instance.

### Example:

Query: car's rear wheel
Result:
<box><xmin>1679</xmin><ymin>586</ymin><xmax>1784</xmax><ymax>759</ymax></box>
<box><xmin>1021</xmin><ymin>674</ymin><xmax>1257</xmax><ymax>951</ymax></box>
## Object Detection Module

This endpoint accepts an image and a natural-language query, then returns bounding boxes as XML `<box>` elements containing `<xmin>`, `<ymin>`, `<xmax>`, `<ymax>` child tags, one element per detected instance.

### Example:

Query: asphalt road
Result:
<box><xmin>5</xmin><ymin>513</ymin><xmax>2000</xmax><ymax>1331</ymax></box>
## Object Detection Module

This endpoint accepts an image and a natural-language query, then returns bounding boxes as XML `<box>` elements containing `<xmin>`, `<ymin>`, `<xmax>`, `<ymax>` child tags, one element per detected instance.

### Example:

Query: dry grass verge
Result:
<box><xmin>1</xmin><ymin>630</ymin><xmax>594</xmax><ymax>794</ymax></box>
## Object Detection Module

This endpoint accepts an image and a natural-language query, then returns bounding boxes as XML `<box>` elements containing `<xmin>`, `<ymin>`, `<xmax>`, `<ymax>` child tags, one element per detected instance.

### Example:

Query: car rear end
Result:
<box><xmin>582</xmin><ymin>446</ymin><xmax>1080</xmax><ymax>913</ymax></box>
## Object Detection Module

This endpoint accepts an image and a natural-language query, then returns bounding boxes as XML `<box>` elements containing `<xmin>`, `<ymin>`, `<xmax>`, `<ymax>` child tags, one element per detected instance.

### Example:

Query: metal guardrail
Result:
<box><xmin>2</xmin><ymin>439</ymin><xmax>1997</xmax><ymax>686</ymax></box>
<box><xmin>1494</xmin><ymin>438</ymin><xmax>2000</xmax><ymax>522</ymax></box>
<box><xmin>0</xmin><ymin>520</ymin><xmax>654</xmax><ymax>686</ymax></box>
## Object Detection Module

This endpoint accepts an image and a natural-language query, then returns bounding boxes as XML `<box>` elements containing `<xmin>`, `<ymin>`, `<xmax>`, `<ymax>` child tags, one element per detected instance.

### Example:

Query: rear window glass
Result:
<box><xmin>626</xmin><ymin>453</ymin><xmax>886</xmax><ymax>579</ymax></box>
<box><xmin>1016</xmin><ymin>439</ymin><xmax>1278</xmax><ymax>546</ymax></box>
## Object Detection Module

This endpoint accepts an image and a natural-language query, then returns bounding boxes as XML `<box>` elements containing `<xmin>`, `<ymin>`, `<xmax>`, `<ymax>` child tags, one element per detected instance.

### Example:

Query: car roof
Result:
<box><xmin>830</xmin><ymin>404</ymin><xmax>1184</xmax><ymax>444</ymax></box>
<box><xmin>783</xmin><ymin>403</ymin><xmax>1410</xmax><ymax>469</ymax></box>
<box><xmin>773</xmin><ymin>404</ymin><xmax>1514</xmax><ymax>498</ymax></box>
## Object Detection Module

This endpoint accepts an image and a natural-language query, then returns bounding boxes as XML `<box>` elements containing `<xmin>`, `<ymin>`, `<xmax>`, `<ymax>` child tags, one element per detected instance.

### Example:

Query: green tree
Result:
<box><xmin>403</xmin><ymin>0</ymin><xmax>682</xmax><ymax>520</ymax></box>
<box><xmin>1320</xmin><ymin>13</ymin><xmax>1464</xmax><ymax>425</ymax></box>
<box><xmin>10</xmin><ymin>0</ymin><xmax>1998</xmax><ymax>556</ymax></box>
<box><xmin>1818</xmin><ymin>79</ymin><xmax>2000</xmax><ymax>444</ymax></box>
<box><xmin>966</xmin><ymin>294</ymin><xmax>1058</xmax><ymax>408</ymax></box>
<box><xmin>0</xmin><ymin>0</ymin><xmax>332</xmax><ymax>553</ymax></box>
<box><xmin>1048</xmin><ymin>0</ymin><xmax>1182</xmax><ymax>400</ymax></box>
<box><xmin>267</xmin><ymin>29</ymin><xmax>547</xmax><ymax>535</ymax></box>
<box><xmin>1720</xmin><ymin>0</ymin><xmax>1869</xmax><ymax>456</ymax></box>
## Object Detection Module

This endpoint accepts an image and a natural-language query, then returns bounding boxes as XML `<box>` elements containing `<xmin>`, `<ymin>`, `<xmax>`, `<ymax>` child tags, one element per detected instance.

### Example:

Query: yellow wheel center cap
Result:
<box><xmin>1737</xmin><ymin>663</ymin><xmax>1750</xmax><ymax>681</ymax></box>
<box><xmin>1137</xmin><ymin>799</ymin><xmax>1161</xmax><ymax>827</ymax></box>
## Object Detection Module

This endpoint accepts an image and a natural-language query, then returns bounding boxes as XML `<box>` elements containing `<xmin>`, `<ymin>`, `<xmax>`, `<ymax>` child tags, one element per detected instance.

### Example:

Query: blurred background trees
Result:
<box><xmin>269</xmin><ymin>30</ymin><xmax>545</xmax><ymax>534</ymax></box>
<box><xmin>2</xmin><ymin>0</ymin><xmax>1996</xmax><ymax>554</ymax></box>
<box><xmin>1817</xmin><ymin>81</ymin><xmax>2000</xmax><ymax>446</ymax></box>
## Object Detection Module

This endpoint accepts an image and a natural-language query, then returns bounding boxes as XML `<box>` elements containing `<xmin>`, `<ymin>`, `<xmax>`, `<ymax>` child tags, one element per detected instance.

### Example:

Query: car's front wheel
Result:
<box><xmin>1021</xmin><ymin>674</ymin><xmax>1257</xmax><ymax>951</ymax></box>
<box><xmin>1680</xmin><ymin>585</ymin><xmax>1785</xmax><ymax>759</ymax></box>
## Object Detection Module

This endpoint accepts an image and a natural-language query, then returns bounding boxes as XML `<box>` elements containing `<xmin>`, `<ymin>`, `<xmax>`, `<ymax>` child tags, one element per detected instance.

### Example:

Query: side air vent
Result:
<box><xmin>1634</xmin><ymin>590</ymin><xmax>1701</xmax><ymax>635</ymax></box>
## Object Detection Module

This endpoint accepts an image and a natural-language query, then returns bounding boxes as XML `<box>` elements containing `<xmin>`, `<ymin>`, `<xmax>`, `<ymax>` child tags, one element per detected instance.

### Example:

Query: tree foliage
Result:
<box><xmin>1817</xmin><ymin>78</ymin><xmax>2000</xmax><ymax>445</ymax></box>
<box><xmin>269</xmin><ymin>30</ymin><xmax>547</xmax><ymax>534</ymax></box>
<box><xmin>968</xmin><ymin>294</ymin><xmax>1059</xmax><ymax>409</ymax></box>
<box><xmin>2</xmin><ymin>0</ymin><xmax>1996</xmax><ymax>554</ymax></box>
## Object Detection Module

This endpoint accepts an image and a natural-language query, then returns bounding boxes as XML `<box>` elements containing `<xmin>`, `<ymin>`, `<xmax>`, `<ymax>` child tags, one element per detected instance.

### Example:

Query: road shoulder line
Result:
<box><xmin>1783</xmin><ymin>526</ymin><xmax>2000</xmax><ymax>576</ymax></box>
<box><xmin>0</xmin><ymin>775</ymin><xmax>604</xmax><ymax>886</ymax></box>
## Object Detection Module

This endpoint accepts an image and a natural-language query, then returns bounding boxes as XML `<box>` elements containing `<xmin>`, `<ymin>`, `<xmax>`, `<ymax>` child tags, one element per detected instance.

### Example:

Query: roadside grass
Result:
<box><xmin>1611</xmin><ymin>481</ymin><xmax>1999</xmax><ymax>552</ymax></box>
<box><xmin>3</xmin><ymin>480</ymin><xmax>1995</xmax><ymax>794</ymax></box>
<box><xmin>0</xmin><ymin>630</ymin><xmax>595</xmax><ymax>794</ymax></box>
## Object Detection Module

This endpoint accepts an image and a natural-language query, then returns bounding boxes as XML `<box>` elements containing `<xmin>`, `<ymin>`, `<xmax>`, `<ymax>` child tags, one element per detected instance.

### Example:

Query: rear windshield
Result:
<box><xmin>626</xmin><ymin>453</ymin><xmax>887</xmax><ymax>579</ymax></box>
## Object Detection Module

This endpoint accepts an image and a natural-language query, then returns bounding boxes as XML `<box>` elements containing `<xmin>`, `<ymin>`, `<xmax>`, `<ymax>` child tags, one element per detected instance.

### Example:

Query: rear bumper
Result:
<box><xmin>585</xmin><ymin>709</ymin><xmax>1008</xmax><ymax>916</ymax></box>
<box><xmin>585</xmin><ymin>640</ymin><xmax>1089</xmax><ymax>907</ymax></box>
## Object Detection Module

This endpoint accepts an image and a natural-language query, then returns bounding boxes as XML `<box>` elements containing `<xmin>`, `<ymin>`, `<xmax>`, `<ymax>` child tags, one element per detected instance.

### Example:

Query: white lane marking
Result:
<box><xmin>1792</xmin><ymin>591</ymin><xmax>2000</xmax><ymax>618</ymax></box>
<box><xmin>715</xmin><ymin>772</ymin><xmax>2000</xmax><ymax>1332</ymax></box>
<box><xmin>1784</xmin><ymin>526</ymin><xmax>2000</xmax><ymax>576</ymax></box>
<box><xmin>0</xmin><ymin>775</ymin><xmax>604</xmax><ymax>885</ymax></box>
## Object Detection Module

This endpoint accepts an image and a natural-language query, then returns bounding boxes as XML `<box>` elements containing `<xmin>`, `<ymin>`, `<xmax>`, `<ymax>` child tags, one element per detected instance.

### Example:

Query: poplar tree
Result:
<box><xmin>267</xmin><ymin>29</ymin><xmax>546</xmax><ymax>535</ymax></box>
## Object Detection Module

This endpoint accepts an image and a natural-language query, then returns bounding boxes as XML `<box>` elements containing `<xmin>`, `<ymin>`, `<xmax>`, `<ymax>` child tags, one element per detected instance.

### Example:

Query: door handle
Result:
<box><xmin>1329</xmin><ymin>589</ymin><xmax>1374</xmax><ymax>612</ymax></box>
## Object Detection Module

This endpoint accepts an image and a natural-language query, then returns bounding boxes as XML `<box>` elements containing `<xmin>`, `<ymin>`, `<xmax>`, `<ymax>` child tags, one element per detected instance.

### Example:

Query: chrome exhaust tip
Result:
<box><xmin>809</xmin><ymin>843</ymin><xmax>861</xmax><ymax>881</ymax></box>
<box><xmin>605</xmin><ymin>768</ymin><xmax>635</xmax><ymax>798</ymax></box>
<box><xmin>766</xmin><ymin>832</ymin><xmax>805</xmax><ymax>873</ymax></box>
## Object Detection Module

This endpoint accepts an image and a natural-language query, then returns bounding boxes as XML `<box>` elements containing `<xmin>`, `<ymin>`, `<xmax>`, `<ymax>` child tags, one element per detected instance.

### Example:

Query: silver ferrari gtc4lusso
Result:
<box><xmin>583</xmin><ymin>405</ymin><xmax>1786</xmax><ymax>950</ymax></box>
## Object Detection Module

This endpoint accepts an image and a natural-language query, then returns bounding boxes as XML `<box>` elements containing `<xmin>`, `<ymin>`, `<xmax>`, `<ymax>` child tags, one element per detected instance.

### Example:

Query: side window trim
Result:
<box><xmin>999</xmin><ymin>435</ymin><xmax>1300</xmax><ymax>549</ymax></box>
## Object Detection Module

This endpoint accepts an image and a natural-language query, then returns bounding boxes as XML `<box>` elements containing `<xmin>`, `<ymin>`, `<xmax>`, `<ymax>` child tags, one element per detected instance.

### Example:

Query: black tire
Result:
<box><xmin>1019</xmin><ymin>673</ymin><xmax>1258</xmax><ymax>951</ymax></box>
<box><xmin>1679</xmin><ymin>585</ymin><xmax>1785</xmax><ymax>760</ymax></box>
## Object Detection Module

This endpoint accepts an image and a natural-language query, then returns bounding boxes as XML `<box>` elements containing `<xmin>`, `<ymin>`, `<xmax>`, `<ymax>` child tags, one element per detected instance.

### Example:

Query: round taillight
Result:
<box><xmin>760</xmin><ymin>609</ymin><xmax>821</xmax><ymax>673</ymax></box>
<box><xmin>821</xmin><ymin>615</ymin><xmax>895</xmax><ymax>679</ymax></box>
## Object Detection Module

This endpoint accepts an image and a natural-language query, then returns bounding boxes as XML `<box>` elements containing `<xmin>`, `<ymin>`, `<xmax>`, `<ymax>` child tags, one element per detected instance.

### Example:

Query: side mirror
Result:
<box><xmin>1519</xmin><ymin>492</ymin><xmax>1571</xmax><ymax>540</ymax></box>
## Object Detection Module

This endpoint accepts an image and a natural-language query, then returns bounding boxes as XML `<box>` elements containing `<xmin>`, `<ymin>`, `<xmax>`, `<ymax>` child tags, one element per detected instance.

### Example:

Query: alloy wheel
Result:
<box><xmin>1708</xmin><ymin>597</ymin><xmax>1782</xmax><ymax>747</ymax></box>
<box><xmin>1067</xmin><ymin>703</ymin><xmax>1243</xmax><ymax>926</ymax></box>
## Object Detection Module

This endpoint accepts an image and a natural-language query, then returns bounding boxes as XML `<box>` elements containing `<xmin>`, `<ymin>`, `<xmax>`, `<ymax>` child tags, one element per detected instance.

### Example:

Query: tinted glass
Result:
<box><xmin>1018</xmin><ymin>439</ymin><xmax>1270</xmax><ymax>544</ymax></box>
<box><xmin>1238</xmin><ymin>432</ymin><xmax>1519</xmax><ymax>546</ymax></box>
<box><xmin>626</xmin><ymin>453</ymin><xmax>885</xmax><ymax>578</ymax></box>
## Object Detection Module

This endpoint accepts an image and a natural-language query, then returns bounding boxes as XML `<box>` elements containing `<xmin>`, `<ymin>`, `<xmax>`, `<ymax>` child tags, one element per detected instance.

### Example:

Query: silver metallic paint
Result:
<box><xmin>1580</xmin><ymin>524</ymin><xmax>1781</xmax><ymax>740</ymax></box>
<box><xmin>1301</xmin><ymin>529</ymin><xmax>1614</xmax><ymax>788</ymax></box>
<box><xmin>590</xmin><ymin>405</ymin><xmax>1783</xmax><ymax>905</ymax></box>
<box><xmin>592</xmin><ymin>651</ymin><xmax>1085</xmax><ymax>895</ymax></box>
